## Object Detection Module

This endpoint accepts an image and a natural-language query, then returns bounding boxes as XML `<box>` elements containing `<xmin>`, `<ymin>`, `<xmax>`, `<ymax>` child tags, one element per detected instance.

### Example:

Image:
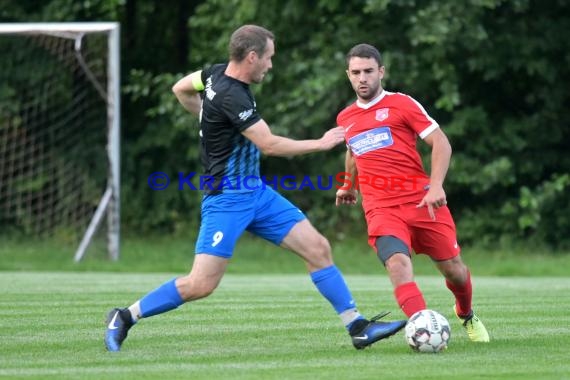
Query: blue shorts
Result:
<box><xmin>195</xmin><ymin>187</ymin><xmax>306</xmax><ymax>258</ymax></box>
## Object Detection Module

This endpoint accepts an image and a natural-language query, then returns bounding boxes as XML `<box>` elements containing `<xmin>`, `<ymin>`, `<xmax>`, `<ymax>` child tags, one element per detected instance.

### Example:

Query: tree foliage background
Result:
<box><xmin>2</xmin><ymin>0</ymin><xmax>569</xmax><ymax>249</ymax></box>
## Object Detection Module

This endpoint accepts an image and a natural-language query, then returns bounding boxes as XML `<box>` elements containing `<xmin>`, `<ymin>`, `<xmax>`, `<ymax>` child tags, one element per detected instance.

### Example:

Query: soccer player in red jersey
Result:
<box><xmin>335</xmin><ymin>43</ymin><xmax>489</xmax><ymax>342</ymax></box>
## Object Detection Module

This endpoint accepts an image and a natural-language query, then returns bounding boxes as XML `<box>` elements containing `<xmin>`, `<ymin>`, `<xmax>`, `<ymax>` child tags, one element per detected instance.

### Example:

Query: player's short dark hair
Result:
<box><xmin>346</xmin><ymin>44</ymin><xmax>383</xmax><ymax>66</ymax></box>
<box><xmin>229</xmin><ymin>25</ymin><xmax>275</xmax><ymax>62</ymax></box>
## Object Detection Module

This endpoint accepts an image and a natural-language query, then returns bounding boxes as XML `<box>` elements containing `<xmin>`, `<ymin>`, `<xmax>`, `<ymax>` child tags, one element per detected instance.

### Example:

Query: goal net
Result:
<box><xmin>0</xmin><ymin>23</ymin><xmax>120</xmax><ymax>261</ymax></box>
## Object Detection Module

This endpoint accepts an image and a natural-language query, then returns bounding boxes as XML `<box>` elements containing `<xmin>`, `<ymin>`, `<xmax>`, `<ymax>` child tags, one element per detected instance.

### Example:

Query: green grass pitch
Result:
<box><xmin>1</xmin><ymin>272</ymin><xmax>569</xmax><ymax>379</ymax></box>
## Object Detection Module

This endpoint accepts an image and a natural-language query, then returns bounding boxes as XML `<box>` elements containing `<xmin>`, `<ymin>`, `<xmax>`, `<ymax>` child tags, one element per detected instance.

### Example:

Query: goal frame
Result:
<box><xmin>0</xmin><ymin>22</ymin><xmax>121</xmax><ymax>262</ymax></box>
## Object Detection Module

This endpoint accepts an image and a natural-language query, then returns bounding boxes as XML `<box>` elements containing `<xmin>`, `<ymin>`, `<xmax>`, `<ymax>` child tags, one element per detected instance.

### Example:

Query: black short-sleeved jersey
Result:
<box><xmin>199</xmin><ymin>64</ymin><xmax>262</xmax><ymax>193</ymax></box>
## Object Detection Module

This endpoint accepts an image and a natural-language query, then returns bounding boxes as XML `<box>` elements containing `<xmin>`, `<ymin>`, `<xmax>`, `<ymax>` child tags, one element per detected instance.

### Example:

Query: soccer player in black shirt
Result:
<box><xmin>105</xmin><ymin>25</ymin><xmax>406</xmax><ymax>352</ymax></box>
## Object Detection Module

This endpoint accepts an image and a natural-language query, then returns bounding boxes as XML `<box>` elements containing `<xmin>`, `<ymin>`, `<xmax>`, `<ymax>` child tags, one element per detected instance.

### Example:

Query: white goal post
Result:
<box><xmin>0</xmin><ymin>22</ymin><xmax>121</xmax><ymax>262</ymax></box>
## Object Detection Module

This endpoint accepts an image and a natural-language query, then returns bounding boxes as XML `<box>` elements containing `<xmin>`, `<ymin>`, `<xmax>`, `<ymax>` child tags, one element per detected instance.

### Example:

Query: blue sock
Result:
<box><xmin>139</xmin><ymin>278</ymin><xmax>184</xmax><ymax>318</ymax></box>
<box><xmin>310</xmin><ymin>265</ymin><xmax>364</xmax><ymax>330</ymax></box>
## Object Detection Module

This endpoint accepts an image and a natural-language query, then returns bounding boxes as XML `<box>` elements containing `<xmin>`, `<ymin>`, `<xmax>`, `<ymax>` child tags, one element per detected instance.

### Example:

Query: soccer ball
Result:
<box><xmin>405</xmin><ymin>309</ymin><xmax>450</xmax><ymax>353</ymax></box>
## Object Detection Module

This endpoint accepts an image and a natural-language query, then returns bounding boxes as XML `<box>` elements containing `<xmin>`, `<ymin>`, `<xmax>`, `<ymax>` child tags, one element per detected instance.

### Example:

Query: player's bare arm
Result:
<box><xmin>242</xmin><ymin>120</ymin><xmax>345</xmax><ymax>156</ymax></box>
<box><xmin>172</xmin><ymin>70</ymin><xmax>203</xmax><ymax>116</ymax></box>
<box><xmin>417</xmin><ymin>128</ymin><xmax>452</xmax><ymax>220</ymax></box>
<box><xmin>336</xmin><ymin>149</ymin><xmax>359</xmax><ymax>206</ymax></box>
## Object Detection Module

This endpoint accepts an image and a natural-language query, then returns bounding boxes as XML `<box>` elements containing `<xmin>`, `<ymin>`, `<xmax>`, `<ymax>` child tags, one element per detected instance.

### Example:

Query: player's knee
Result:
<box><xmin>385</xmin><ymin>253</ymin><xmax>412</xmax><ymax>275</ymax></box>
<box><xmin>305</xmin><ymin>234</ymin><xmax>333</xmax><ymax>264</ymax></box>
<box><xmin>315</xmin><ymin>235</ymin><xmax>332</xmax><ymax>258</ymax></box>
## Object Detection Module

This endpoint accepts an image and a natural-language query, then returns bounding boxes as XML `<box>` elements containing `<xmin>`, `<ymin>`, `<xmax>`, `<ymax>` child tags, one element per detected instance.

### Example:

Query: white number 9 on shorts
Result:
<box><xmin>211</xmin><ymin>231</ymin><xmax>224</xmax><ymax>247</ymax></box>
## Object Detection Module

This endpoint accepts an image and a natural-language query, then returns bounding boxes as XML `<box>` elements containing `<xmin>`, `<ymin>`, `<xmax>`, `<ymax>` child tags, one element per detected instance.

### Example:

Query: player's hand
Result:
<box><xmin>417</xmin><ymin>185</ymin><xmax>447</xmax><ymax>221</ymax></box>
<box><xmin>319</xmin><ymin>127</ymin><xmax>345</xmax><ymax>151</ymax></box>
<box><xmin>336</xmin><ymin>188</ymin><xmax>359</xmax><ymax>206</ymax></box>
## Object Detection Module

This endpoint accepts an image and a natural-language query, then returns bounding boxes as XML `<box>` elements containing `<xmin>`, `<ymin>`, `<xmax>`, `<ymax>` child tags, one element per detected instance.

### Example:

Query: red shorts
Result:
<box><xmin>366</xmin><ymin>202</ymin><xmax>460</xmax><ymax>261</ymax></box>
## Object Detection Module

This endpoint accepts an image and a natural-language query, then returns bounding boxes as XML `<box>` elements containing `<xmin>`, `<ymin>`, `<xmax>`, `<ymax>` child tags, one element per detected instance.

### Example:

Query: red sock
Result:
<box><xmin>394</xmin><ymin>282</ymin><xmax>426</xmax><ymax>318</ymax></box>
<box><xmin>446</xmin><ymin>270</ymin><xmax>472</xmax><ymax>317</ymax></box>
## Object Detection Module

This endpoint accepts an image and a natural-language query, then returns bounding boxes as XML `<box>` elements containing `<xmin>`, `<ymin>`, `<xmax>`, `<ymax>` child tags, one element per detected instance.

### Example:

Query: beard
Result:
<box><xmin>251</xmin><ymin>70</ymin><xmax>267</xmax><ymax>84</ymax></box>
<box><xmin>356</xmin><ymin>82</ymin><xmax>381</xmax><ymax>100</ymax></box>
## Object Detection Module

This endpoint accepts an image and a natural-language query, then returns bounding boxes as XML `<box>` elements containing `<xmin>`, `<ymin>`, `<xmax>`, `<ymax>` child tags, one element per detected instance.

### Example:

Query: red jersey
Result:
<box><xmin>337</xmin><ymin>90</ymin><xmax>439</xmax><ymax>209</ymax></box>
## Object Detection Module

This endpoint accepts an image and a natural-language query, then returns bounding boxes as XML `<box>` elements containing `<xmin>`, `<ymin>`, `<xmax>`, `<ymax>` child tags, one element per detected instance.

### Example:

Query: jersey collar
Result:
<box><xmin>356</xmin><ymin>90</ymin><xmax>386</xmax><ymax>109</ymax></box>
